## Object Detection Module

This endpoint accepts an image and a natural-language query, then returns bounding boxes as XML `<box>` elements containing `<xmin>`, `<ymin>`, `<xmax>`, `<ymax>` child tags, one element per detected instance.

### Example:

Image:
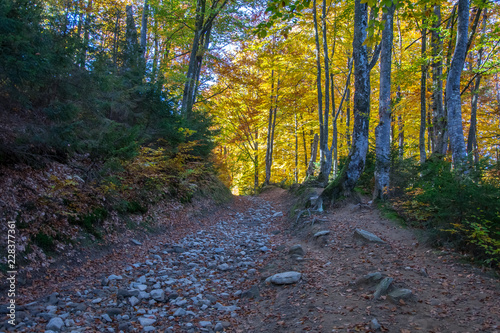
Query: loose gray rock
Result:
<box><xmin>46</xmin><ymin>317</ymin><xmax>64</xmax><ymax>331</ymax></box>
<box><xmin>129</xmin><ymin>296</ymin><xmax>139</xmax><ymax>307</ymax></box>
<box><xmin>139</xmin><ymin>317</ymin><xmax>156</xmax><ymax>326</ymax></box>
<box><xmin>101</xmin><ymin>314</ymin><xmax>112</xmax><ymax>322</ymax></box>
<box><xmin>218</xmin><ymin>263</ymin><xmax>230</xmax><ymax>271</ymax></box>
<box><xmin>131</xmin><ymin>239</ymin><xmax>142</xmax><ymax>245</ymax></box>
<box><xmin>173</xmin><ymin>308</ymin><xmax>186</xmax><ymax>316</ymax></box>
<box><xmin>388</xmin><ymin>289</ymin><xmax>413</xmax><ymax>303</ymax></box>
<box><xmin>373</xmin><ymin>277</ymin><xmax>393</xmax><ymax>300</ymax></box>
<box><xmin>241</xmin><ymin>285</ymin><xmax>260</xmax><ymax>299</ymax></box>
<box><xmin>353</xmin><ymin>229</ymin><xmax>386</xmax><ymax>244</ymax></box>
<box><xmin>268</xmin><ymin>271</ymin><xmax>302</xmax><ymax>285</ymax></box>
<box><xmin>288</xmin><ymin>244</ymin><xmax>305</xmax><ymax>256</ymax></box>
<box><xmin>199</xmin><ymin>321</ymin><xmax>212</xmax><ymax>327</ymax></box>
<box><xmin>105</xmin><ymin>308</ymin><xmax>122</xmax><ymax>317</ymax></box>
<box><xmin>356</xmin><ymin>272</ymin><xmax>384</xmax><ymax>285</ymax></box>
<box><xmin>370</xmin><ymin>318</ymin><xmax>381</xmax><ymax>331</ymax></box>
<box><xmin>313</xmin><ymin>230</ymin><xmax>330</xmax><ymax>237</ymax></box>
<box><xmin>118</xmin><ymin>289</ymin><xmax>139</xmax><ymax>299</ymax></box>
<box><xmin>150</xmin><ymin>289</ymin><xmax>165</xmax><ymax>302</ymax></box>
<box><xmin>214</xmin><ymin>322</ymin><xmax>224</xmax><ymax>332</ymax></box>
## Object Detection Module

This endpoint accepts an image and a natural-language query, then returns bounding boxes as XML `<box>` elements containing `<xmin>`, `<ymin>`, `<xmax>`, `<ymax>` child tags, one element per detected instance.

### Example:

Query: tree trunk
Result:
<box><xmin>300</xmin><ymin>114</ymin><xmax>308</xmax><ymax>168</ymax></box>
<box><xmin>181</xmin><ymin>0</ymin><xmax>205</xmax><ymax>118</ymax></box>
<box><xmin>321</xmin><ymin>0</ymin><xmax>370</xmax><ymax>203</ymax></box>
<box><xmin>318</xmin><ymin>0</ymin><xmax>331</xmax><ymax>183</ymax></box>
<box><xmin>140</xmin><ymin>0</ymin><xmax>149</xmax><ymax>75</ymax></box>
<box><xmin>254</xmin><ymin>130</ymin><xmax>259</xmax><ymax>190</ymax></box>
<box><xmin>374</xmin><ymin>2</ymin><xmax>395</xmax><ymax>200</ymax></box>
<box><xmin>431</xmin><ymin>5</ymin><xmax>447</xmax><ymax>156</ymax></box>
<box><xmin>113</xmin><ymin>9</ymin><xmax>120</xmax><ymax>70</ymax></box>
<box><xmin>397</xmin><ymin>90</ymin><xmax>404</xmax><ymax>158</ymax></box>
<box><xmin>294</xmin><ymin>113</ymin><xmax>299</xmax><ymax>183</ymax></box>
<box><xmin>419</xmin><ymin>23</ymin><xmax>427</xmax><ymax>163</ymax></box>
<box><xmin>124</xmin><ymin>5</ymin><xmax>140</xmax><ymax>78</ymax></box>
<box><xmin>265</xmin><ymin>71</ymin><xmax>279</xmax><ymax>185</ymax></box>
<box><xmin>181</xmin><ymin>0</ymin><xmax>228</xmax><ymax>118</ymax></box>
<box><xmin>312</xmin><ymin>0</ymin><xmax>324</xmax><ymax>170</ymax></box>
<box><xmin>346</xmin><ymin>85</ymin><xmax>351</xmax><ymax>149</ymax></box>
<box><xmin>307</xmin><ymin>133</ymin><xmax>319</xmax><ymax>178</ymax></box>
<box><xmin>467</xmin><ymin>9</ymin><xmax>486</xmax><ymax>164</ymax></box>
<box><xmin>446</xmin><ymin>0</ymin><xmax>469</xmax><ymax>167</ymax></box>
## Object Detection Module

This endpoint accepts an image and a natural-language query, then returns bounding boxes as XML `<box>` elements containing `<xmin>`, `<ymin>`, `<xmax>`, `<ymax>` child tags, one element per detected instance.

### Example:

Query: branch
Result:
<box><xmin>368</xmin><ymin>43</ymin><xmax>381</xmax><ymax>71</ymax></box>
<box><xmin>466</xmin><ymin>7</ymin><xmax>483</xmax><ymax>54</ymax></box>
<box><xmin>195</xmin><ymin>85</ymin><xmax>231</xmax><ymax>104</ymax></box>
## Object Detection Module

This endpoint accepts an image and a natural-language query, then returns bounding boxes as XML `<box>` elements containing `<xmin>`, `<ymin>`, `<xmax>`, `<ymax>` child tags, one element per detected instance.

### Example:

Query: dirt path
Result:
<box><xmin>2</xmin><ymin>188</ymin><xmax>499</xmax><ymax>333</ymax></box>
<box><xmin>239</xmin><ymin>189</ymin><xmax>500</xmax><ymax>333</ymax></box>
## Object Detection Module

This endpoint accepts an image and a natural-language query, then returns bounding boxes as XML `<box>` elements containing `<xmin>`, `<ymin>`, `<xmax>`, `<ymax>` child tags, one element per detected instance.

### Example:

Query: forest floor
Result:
<box><xmin>2</xmin><ymin>187</ymin><xmax>499</xmax><ymax>333</ymax></box>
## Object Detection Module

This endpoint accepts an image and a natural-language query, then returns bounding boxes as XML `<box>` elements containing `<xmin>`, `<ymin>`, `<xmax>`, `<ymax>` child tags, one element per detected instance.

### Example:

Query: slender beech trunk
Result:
<box><xmin>374</xmin><ymin>2</ymin><xmax>395</xmax><ymax>200</ymax></box>
<box><xmin>80</xmin><ymin>0</ymin><xmax>93</xmax><ymax>69</ymax></box>
<box><xmin>265</xmin><ymin>72</ymin><xmax>279</xmax><ymax>185</ymax></box>
<box><xmin>312</xmin><ymin>0</ymin><xmax>324</xmax><ymax>167</ymax></box>
<box><xmin>307</xmin><ymin>134</ymin><xmax>319</xmax><ymax>178</ymax></box>
<box><xmin>321</xmin><ymin>0</ymin><xmax>370</xmax><ymax>202</ymax></box>
<box><xmin>467</xmin><ymin>9</ymin><xmax>486</xmax><ymax>164</ymax></box>
<box><xmin>125</xmin><ymin>5</ymin><xmax>139</xmax><ymax>75</ymax></box>
<box><xmin>419</xmin><ymin>22</ymin><xmax>427</xmax><ymax>163</ymax></box>
<box><xmin>446</xmin><ymin>0</ymin><xmax>469</xmax><ymax>166</ymax></box>
<box><xmin>431</xmin><ymin>5</ymin><xmax>447</xmax><ymax>156</ymax></box>
<box><xmin>181</xmin><ymin>0</ymin><xmax>228</xmax><ymax>118</ymax></box>
<box><xmin>193</xmin><ymin>23</ymin><xmax>212</xmax><ymax>100</ymax></box>
<box><xmin>300</xmin><ymin>114</ymin><xmax>308</xmax><ymax>167</ymax></box>
<box><xmin>254</xmin><ymin>130</ymin><xmax>259</xmax><ymax>190</ymax></box>
<box><xmin>77</xmin><ymin>2</ymin><xmax>83</xmax><ymax>67</ymax></box>
<box><xmin>181</xmin><ymin>0</ymin><xmax>204</xmax><ymax>118</ymax></box>
<box><xmin>332</xmin><ymin>74</ymin><xmax>338</xmax><ymax>176</ymax></box>
<box><xmin>113</xmin><ymin>10</ymin><xmax>120</xmax><ymax>70</ymax></box>
<box><xmin>140</xmin><ymin>0</ymin><xmax>149</xmax><ymax>75</ymax></box>
<box><xmin>318</xmin><ymin>0</ymin><xmax>332</xmax><ymax>183</ymax></box>
<box><xmin>346</xmin><ymin>85</ymin><xmax>351</xmax><ymax>148</ymax></box>
<box><xmin>294</xmin><ymin>113</ymin><xmax>299</xmax><ymax>183</ymax></box>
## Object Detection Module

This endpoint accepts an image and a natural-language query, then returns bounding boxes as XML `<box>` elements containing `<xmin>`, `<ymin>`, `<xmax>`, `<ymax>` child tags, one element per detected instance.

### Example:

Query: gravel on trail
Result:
<box><xmin>3</xmin><ymin>196</ymin><xmax>284</xmax><ymax>333</ymax></box>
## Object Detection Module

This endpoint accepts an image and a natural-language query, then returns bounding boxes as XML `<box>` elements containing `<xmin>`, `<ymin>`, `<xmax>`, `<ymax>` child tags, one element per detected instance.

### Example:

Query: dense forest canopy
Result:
<box><xmin>0</xmin><ymin>0</ymin><xmax>499</xmax><ymax>267</ymax></box>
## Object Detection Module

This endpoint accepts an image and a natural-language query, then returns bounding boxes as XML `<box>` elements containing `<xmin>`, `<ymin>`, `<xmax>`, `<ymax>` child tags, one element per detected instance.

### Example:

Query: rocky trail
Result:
<box><xmin>2</xmin><ymin>188</ymin><xmax>500</xmax><ymax>333</ymax></box>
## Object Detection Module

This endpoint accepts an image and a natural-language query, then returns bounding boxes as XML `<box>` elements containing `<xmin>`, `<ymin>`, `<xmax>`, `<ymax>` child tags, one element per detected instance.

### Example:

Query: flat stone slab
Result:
<box><xmin>356</xmin><ymin>272</ymin><xmax>383</xmax><ymax>285</ymax></box>
<box><xmin>354</xmin><ymin>228</ymin><xmax>386</xmax><ymax>244</ymax></box>
<box><xmin>313</xmin><ymin>230</ymin><xmax>330</xmax><ymax>237</ymax></box>
<box><xmin>267</xmin><ymin>271</ymin><xmax>302</xmax><ymax>285</ymax></box>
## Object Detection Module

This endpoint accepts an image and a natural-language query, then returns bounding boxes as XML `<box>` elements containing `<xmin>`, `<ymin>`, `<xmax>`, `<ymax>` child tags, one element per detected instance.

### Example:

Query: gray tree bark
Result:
<box><xmin>307</xmin><ymin>133</ymin><xmax>319</xmax><ymax>178</ymax></box>
<box><xmin>181</xmin><ymin>0</ymin><xmax>228</xmax><ymax>118</ymax></box>
<box><xmin>312</xmin><ymin>0</ymin><xmax>324</xmax><ymax>171</ymax></box>
<box><xmin>419</xmin><ymin>22</ymin><xmax>427</xmax><ymax>163</ymax></box>
<box><xmin>265</xmin><ymin>71</ymin><xmax>279</xmax><ymax>185</ymax></box>
<box><xmin>445</xmin><ymin>0</ymin><xmax>469</xmax><ymax>166</ymax></box>
<box><xmin>140</xmin><ymin>0</ymin><xmax>149</xmax><ymax>75</ymax></box>
<box><xmin>321</xmin><ymin>0</ymin><xmax>370</xmax><ymax>202</ymax></box>
<box><xmin>318</xmin><ymin>0</ymin><xmax>332</xmax><ymax>183</ymax></box>
<box><xmin>431</xmin><ymin>5</ymin><xmax>447</xmax><ymax>156</ymax></box>
<box><xmin>467</xmin><ymin>9</ymin><xmax>486</xmax><ymax>164</ymax></box>
<box><xmin>124</xmin><ymin>5</ymin><xmax>140</xmax><ymax>77</ymax></box>
<box><xmin>374</xmin><ymin>2</ymin><xmax>395</xmax><ymax>200</ymax></box>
